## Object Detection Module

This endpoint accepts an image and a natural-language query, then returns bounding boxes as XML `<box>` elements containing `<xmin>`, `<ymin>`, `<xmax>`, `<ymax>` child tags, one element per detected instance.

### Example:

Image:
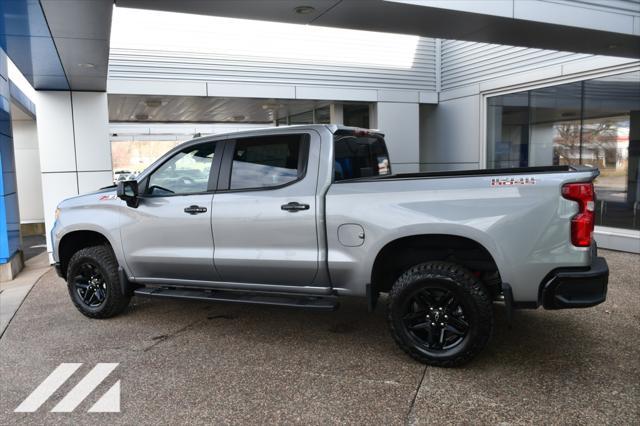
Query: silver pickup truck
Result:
<box><xmin>52</xmin><ymin>125</ymin><xmax>608</xmax><ymax>366</ymax></box>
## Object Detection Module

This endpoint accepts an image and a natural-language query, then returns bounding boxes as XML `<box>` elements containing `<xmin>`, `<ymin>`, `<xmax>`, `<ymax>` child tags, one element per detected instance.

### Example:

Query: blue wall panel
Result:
<box><xmin>0</xmin><ymin>47</ymin><xmax>20</xmax><ymax>263</ymax></box>
<box><xmin>0</xmin><ymin>93</ymin><xmax>10</xmax><ymax>138</ymax></box>
<box><xmin>0</xmin><ymin>134</ymin><xmax>17</xmax><ymax>196</ymax></box>
<box><xmin>0</xmin><ymin>192</ymin><xmax>20</xmax><ymax>263</ymax></box>
<box><xmin>0</xmin><ymin>0</ymin><xmax>68</xmax><ymax>90</ymax></box>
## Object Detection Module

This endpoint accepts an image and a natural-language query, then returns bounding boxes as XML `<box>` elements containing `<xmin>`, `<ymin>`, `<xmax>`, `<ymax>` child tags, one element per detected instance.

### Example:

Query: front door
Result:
<box><xmin>120</xmin><ymin>140</ymin><xmax>222</xmax><ymax>283</ymax></box>
<box><xmin>211</xmin><ymin>132</ymin><xmax>319</xmax><ymax>286</ymax></box>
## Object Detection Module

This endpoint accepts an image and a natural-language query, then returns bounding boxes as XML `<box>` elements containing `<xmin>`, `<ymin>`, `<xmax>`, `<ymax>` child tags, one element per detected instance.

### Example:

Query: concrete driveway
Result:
<box><xmin>0</xmin><ymin>249</ymin><xmax>638</xmax><ymax>424</ymax></box>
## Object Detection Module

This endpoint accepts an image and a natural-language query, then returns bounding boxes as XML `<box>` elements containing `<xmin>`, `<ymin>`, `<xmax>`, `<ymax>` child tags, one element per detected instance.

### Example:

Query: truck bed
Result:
<box><xmin>334</xmin><ymin>165</ymin><xmax>597</xmax><ymax>183</ymax></box>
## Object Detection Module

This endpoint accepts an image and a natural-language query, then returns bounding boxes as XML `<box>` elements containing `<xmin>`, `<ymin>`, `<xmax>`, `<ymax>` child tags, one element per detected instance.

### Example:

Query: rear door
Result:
<box><xmin>211</xmin><ymin>132</ymin><xmax>319</xmax><ymax>286</ymax></box>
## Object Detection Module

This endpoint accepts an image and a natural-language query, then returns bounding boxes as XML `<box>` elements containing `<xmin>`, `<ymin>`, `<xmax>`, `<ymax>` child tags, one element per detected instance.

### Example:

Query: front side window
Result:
<box><xmin>147</xmin><ymin>142</ymin><xmax>216</xmax><ymax>195</ymax></box>
<box><xmin>334</xmin><ymin>132</ymin><xmax>391</xmax><ymax>181</ymax></box>
<box><xmin>230</xmin><ymin>135</ymin><xmax>306</xmax><ymax>190</ymax></box>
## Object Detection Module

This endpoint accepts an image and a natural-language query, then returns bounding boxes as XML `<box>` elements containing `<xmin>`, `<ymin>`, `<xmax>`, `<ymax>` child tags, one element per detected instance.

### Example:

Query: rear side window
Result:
<box><xmin>334</xmin><ymin>132</ymin><xmax>391</xmax><ymax>181</ymax></box>
<box><xmin>230</xmin><ymin>134</ymin><xmax>307</xmax><ymax>190</ymax></box>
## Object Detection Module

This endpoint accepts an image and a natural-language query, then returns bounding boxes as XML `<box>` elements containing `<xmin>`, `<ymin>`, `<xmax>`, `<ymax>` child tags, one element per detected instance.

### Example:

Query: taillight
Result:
<box><xmin>562</xmin><ymin>182</ymin><xmax>595</xmax><ymax>247</ymax></box>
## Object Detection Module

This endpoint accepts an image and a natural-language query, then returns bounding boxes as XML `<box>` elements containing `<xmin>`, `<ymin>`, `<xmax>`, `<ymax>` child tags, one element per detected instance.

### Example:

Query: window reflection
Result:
<box><xmin>486</xmin><ymin>71</ymin><xmax>640</xmax><ymax>230</ymax></box>
<box><xmin>229</xmin><ymin>135</ymin><xmax>304</xmax><ymax>190</ymax></box>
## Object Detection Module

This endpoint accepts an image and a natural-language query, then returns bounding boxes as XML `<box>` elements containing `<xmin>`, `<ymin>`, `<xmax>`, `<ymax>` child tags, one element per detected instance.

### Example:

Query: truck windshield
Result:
<box><xmin>333</xmin><ymin>131</ymin><xmax>390</xmax><ymax>181</ymax></box>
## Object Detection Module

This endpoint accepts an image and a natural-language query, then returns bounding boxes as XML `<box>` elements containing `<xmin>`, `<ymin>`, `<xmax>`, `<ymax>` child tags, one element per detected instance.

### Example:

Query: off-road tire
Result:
<box><xmin>66</xmin><ymin>245</ymin><xmax>131</xmax><ymax>318</ymax></box>
<box><xmin>387</xmin><ymin>261</ymin><xmax>493</xmax><ymax>367</ymax></box>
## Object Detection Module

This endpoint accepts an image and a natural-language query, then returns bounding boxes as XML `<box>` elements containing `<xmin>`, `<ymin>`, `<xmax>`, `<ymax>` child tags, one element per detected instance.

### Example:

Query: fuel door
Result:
<box><xmin>338</xmin><ymin>224</ymin><xmax>365</xmax><ymax>247</ymax></box>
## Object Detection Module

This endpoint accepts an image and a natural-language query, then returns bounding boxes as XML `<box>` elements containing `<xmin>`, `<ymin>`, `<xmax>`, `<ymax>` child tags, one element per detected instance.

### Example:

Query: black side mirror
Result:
<box><xmin>117</xmin><ymin>180</ymin><xmax>139</xmax><ymax>208</ymax></box>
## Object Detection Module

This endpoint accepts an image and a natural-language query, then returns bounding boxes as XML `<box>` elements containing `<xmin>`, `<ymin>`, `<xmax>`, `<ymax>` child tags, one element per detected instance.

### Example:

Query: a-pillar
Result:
<box><xmin>36</xmin><ymin>91</ymin><xmax>112</xmax><ymax>262</ymax></box>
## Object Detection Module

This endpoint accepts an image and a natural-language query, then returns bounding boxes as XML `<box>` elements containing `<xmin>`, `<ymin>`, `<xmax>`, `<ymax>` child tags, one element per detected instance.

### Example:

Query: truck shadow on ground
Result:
<box><xmin>124</xmin><ymin>293</ymin><xmax>601</xmax><ymax>373</ymax></box>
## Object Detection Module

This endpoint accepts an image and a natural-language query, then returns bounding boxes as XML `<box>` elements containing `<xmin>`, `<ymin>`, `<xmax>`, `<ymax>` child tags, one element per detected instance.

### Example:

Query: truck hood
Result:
<box><xmin>58</xmin><ymin>185</ymin><xmax>118</xmax><ymax>208</ymax></box>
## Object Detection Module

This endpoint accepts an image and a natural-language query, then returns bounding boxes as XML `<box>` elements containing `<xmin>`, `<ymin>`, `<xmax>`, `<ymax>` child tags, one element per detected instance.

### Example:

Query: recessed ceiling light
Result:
<box><xmin>145</xmin><ymin>98</ymin><xmax>163</xmax><ymax>108</ymax></box>
<box><xmin>294</xmin><ymin>5</ymin><xmax>316</xmax><ymax>14</ymax></box>
<box><xmin>262</xmin><ymin>103</ymin><xmax>285</xmax><ymax>110</ymax></box>
<box><xmin>77</xmin><ymin>63</ymin><xmax>95</xmax><ymax>68</ymax></box>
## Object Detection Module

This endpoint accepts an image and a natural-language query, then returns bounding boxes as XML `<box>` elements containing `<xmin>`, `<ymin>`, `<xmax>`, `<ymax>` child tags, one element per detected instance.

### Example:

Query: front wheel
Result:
<box><xmin>387</xmin><ymin>261</ymin><xmax>493</xmax><ymax>367</ymax></box>
<box><xmin>66</xmin><ymin>245</ymin><xmax>131</xmax><ymax>319</ymax></box>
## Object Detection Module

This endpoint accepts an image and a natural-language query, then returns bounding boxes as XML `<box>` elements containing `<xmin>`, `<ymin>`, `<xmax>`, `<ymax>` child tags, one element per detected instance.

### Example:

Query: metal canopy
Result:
<box><xmin>1</xmin><ymin>0</ymin><xmax>639</xmax><ymax>92</ymax></box>
<box><xmin>118</xmin><ymin>0</ymin><xmax>640</xmax><ymax>59</ymax></box>
<box><xmin>108</xmin><ymin>94</ymin><xmax>332</xmax><ymax>123</ymax></box>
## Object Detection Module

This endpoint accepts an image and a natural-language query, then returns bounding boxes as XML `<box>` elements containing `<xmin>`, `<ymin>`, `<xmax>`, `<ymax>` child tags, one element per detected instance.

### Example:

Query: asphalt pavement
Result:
<box><xmin>0</xmin><ymin>249</ymin><xmax>638</xmax><ymax>424</ymax></box>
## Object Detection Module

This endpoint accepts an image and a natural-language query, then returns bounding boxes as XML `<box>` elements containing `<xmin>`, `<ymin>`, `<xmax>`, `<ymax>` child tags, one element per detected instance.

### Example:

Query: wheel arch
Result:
<box><xmin>370</xmin><ymin>233</ymin><xmax>503</xmax><ymax>299</ymax></box>
<box><xmin>58</xmin><ymin>230</ymin><xmax>115</xmax><ymax>279</ymax></box>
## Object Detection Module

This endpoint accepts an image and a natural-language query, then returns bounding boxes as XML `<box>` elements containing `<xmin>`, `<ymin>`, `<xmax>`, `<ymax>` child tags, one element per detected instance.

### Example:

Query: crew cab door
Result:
<box><xmin>211</xmin><ymin>131</ymin><xmax>319</xmax><ymax>286</ymax></box>
<box><xmin>120</xmin><ymin>140</ymin><xmax>223</xmax><ymax>282</ymax></box>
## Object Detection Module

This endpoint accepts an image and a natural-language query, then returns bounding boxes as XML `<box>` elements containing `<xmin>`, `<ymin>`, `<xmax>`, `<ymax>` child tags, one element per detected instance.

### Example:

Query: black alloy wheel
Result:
<box><xmin>66</xmin><ymin>245</ymin><xmax>131</xmax><ymax>318</ymax></box>
<box><xmin>401</xmin><ymin>285</ymin><xmax>469</xmax><ymax>351</ymax></box>
<box><xmin>388</xmin><ymin>261</ymin><xmax>493</xmax><ymax>367</ymax></box>
<box><xmin>73</xmin><ymin>261</ymin><xmax>108</xmax><ymax>308</ymax></box>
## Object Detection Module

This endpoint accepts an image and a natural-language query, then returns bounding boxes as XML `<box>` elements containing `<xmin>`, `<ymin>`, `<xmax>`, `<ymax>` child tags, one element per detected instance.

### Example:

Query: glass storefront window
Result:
<box><xmin>288</xmin><ymin>110</ymin><xmax>314</xmax><ymax>125</ymax></box>
<box><xmin>277</xmin><ymin>104</ymin><xmax>370</xmax><ymax>126</ymax></box>
<box><xmin>486</xmin><ymin>92</ymin><xmax>529</xmax><ymax>168</ymax></box>
<box><xmin>486</xmin><ymin>71</ymin><xmax>640</xmax><ymax>231</ymax></box>
<box><xmin>343</xmin><ymin>104</ymin><xmax>370</xmax><ymax>128</ymax></box>
<box><xmin>315</xmin><ymin>106</ymin><xmax>330</xmax><ymax>124</ymax></box>
<box><xmin>530</xmin><ymin>82</ymin><xmax>582</xmax><ymax>167</ymax></box>
<box><xmin>111</xmin><ymin>139</ymin><xmax>182</xmax><ymax>183</ymax></box>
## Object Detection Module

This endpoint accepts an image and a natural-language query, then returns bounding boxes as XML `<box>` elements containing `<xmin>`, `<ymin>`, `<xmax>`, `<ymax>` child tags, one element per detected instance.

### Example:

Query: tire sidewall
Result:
<box><xmin>388</xmin><ymin>262</ymin><xmax>493</xmax><ymax>366</ymax></box>
<box><xmin>66</xmin><ymin>248</ymin><xmax>120</xmax><ymax>317</ymax></box>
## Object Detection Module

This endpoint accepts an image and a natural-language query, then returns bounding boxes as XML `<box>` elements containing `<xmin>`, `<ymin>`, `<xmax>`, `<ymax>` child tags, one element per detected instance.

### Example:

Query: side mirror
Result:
<box><xmin>117</xmin><ymin>180</ymin><xmax>139</xmax><ymax>208</ymax></box>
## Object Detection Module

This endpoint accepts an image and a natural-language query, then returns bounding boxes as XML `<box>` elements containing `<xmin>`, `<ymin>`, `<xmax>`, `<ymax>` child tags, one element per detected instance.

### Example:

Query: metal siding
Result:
<box><xmin>543</xmin><ymin>0</ymin><xmax>640</xmax><ymax>15</ymax></box>
<box><xmin>441</xmin><ymin>40</ymin><xmax>593</xmax><ymax>91</ymax></box>
<box><xmin>108</xmin><ymin>38</ymin><xmax>437</xmax><ymax>92</ymax></box>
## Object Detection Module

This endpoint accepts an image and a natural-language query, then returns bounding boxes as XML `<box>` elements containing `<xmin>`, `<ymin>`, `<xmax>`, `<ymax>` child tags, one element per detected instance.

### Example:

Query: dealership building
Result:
<box><xmin>1</xmin><ymin>0</ymin><xmax>639</xmax><ymax>277</ymax></box>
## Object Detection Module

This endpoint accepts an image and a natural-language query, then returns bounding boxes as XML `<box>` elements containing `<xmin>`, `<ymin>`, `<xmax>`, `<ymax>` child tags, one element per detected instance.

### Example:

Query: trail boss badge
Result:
<box><xmin>491</xmin><ymin>177</ymin><xmax>536</xmax><ymax>187</ymax></box>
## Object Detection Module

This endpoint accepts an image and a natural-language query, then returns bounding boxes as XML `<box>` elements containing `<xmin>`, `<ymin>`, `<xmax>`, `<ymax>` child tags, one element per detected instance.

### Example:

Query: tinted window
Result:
<box><xmin>147</xmin><ymin>143</ymin><xmax>215</xmax><ymax>195</ymax></box>
<box><xmin>334</xmin><ymin>133</ymin><xmax>390</xmax><ymax>181</ymax></box>
<box><xmin>230</xmin><ymin>135</ymin><xmax>306</xmax><ymax>190</ymax></box>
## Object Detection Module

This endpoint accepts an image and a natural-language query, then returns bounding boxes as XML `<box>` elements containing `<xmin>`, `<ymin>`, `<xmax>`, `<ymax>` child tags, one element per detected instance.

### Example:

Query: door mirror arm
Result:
<box><xmin>117</xmin><ymin>180</ymin><xmax>140</xmax><ymax>208</ymax></box>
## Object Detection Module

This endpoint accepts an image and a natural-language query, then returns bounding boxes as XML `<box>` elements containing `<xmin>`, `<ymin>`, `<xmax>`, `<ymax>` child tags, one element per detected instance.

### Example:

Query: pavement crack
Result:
<box><xmin>207</xmin><ymin>314</ymin><xmax>236</xmax><ymax>320</ymax></box>
<box><xmin>143</xmin><ymin>319</ymin><xmax>202</xmax><ymax>352</ymax></box>
<box><xmin>405</xmin><ymin>366</ymin><xmax>427</xmax><ymax>426</ymax></box>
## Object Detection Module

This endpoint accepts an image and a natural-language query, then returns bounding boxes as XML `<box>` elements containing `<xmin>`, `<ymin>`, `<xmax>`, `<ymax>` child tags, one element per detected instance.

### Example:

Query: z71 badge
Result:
<box><xmin>491</xmin><ymin>177</ymin><xmax>536</xmax><ymax>187</ymax></box>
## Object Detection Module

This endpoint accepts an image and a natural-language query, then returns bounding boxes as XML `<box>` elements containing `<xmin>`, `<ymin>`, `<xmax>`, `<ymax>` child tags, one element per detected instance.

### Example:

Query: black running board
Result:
<box><xmin>134</xmin><ymin>287</ymin><xmax>339</xmax><ymax>311</ymax></box>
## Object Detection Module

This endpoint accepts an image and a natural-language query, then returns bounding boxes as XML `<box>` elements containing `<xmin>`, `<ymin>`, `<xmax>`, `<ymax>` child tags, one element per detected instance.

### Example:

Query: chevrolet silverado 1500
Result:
<box><xmin>52</xmin><ymin>125</ymin><xmax>609</xmax><ymax>366</ymax></box>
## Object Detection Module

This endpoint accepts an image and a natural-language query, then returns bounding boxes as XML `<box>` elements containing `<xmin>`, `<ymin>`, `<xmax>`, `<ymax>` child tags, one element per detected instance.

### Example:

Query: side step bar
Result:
<box><xmin>134</xmin><ymin>287</ymin><xmax>339</xmax><ymax>311</ymax></box>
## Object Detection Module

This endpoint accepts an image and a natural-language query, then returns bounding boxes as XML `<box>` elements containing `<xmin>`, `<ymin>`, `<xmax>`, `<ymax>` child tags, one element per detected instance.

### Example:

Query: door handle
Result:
<box><xmin>281</xmin><ymin>202</ymin><xmax>310</xmax><ymax>212</ymax></box>
<box><xmin>184</xmin><ymin>205</ymin><xmax>208</xmax><ymax>215</ymax></box>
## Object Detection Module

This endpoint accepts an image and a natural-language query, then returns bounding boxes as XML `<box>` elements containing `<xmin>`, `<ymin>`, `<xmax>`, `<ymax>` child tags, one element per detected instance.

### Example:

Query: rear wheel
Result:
<box><xmin>387</xmin><ymin>261</ymin><xmax>493</xmax><ymax>367</ymax></box>
<box><xmin>66</xmin><ymin>245</ymin><xmax>130</xmax><ymax>318</ymax></box>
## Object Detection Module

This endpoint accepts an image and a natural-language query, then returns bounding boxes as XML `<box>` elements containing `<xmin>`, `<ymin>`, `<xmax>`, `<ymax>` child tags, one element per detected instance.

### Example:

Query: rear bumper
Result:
<box><xmin>541</xmin><ymin>256</ymin><xmax>609</xmax><ymax>309</ymax></box>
